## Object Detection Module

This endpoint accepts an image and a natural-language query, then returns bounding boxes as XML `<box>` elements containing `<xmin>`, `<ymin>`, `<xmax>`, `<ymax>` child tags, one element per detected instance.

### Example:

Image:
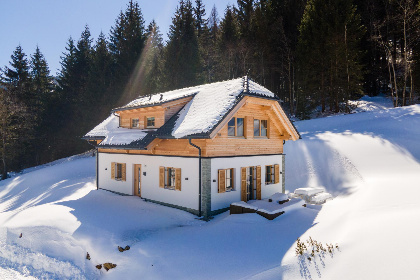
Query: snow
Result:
<box><xmin>172</xmin><ymin>77</ymin><xmax>274</xmax><ymax>138</ymax></box>
<box><xmin>1</xmin><ymin>95</ymin><xmax>420</xmax><ymax>279</ymax></box>
<box><xmin>231</xmin><ymin>201</ymin><xmax>259</xmax><ymax>210</ymax></box>
<box><xmin>294</xmin><ymin>187</ymin><xmax>325</xmax><ymax>197</ymax></box>
<box><xmin>86</xmin><ymin>77</ymin><xmax>276</xmax><ymax>141</ymax></box>
<box><xmin>268</xmin><ymin>192</ymin><xmax>289</xmax><ymax>202</ymax></box>
<box><xmin>84</xmin><ymin>114</ymin><xmax>148</xmax><ymax>145</ymax></box>
<box><xmin>308</xmin><ymin>192</ymin><xmax>333</xmax><ymax>204</ymax></box>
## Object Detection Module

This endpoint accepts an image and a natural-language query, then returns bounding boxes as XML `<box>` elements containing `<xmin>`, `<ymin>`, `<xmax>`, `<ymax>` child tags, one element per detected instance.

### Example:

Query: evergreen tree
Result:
<box><xmin>164</xmin><ymin>0</ymin><xmax>201</xmax><ymax>89</ymax></box>
<box><xmin>0</xmin><ymin>45</ymin><xmax>33</xmax><ymax>171</ymax></box>
<box><xmin>2</xmin><ymin>45</ymin><xmax>32</xmax><ymax>102</ymax></box>
<box><xmin>0</xmin><ymin>87</ymin><xmax>27</xmax><ymax>179</ymax></box>
<box><xmin>109</xmin><ymin>0</ymin><xmax>146</xmax><ymax>103</ymax></box>
<box><xmin>74</xmin><ymin>25</ymin><xmax>93</xmax><ymax>104</ymax></box>
<box><xmin>297</xmin><ymin>0</ymin><xmax>365</xmax><ymax>116</ymax></box>
<box><xmin>219</xmin><ymin>5</ymin><xmax>240</xmax><ymax>79</ymax></box>
<box><xmin>143</xmin><ymin>20</ymin><xmax>164</xmax><ymax>94</ymax></box>
<box><xmin>201</xmin><ymin>5</ymin><xmax>220</xmax><ymax>82</ymax></box>
<box><xmin>30</xmin><ymin>46</ymin><xmax>52</xmax><ymax>164</ymax></box>
<box><xmin>194</xmin><ymin>0</ymin><xmax>207</xmax><ymax>38</ymax></box>
<box><xmin>89</xmin><ymin>32</ymin><xmax>113</xmax><ymax>105</ymax></box>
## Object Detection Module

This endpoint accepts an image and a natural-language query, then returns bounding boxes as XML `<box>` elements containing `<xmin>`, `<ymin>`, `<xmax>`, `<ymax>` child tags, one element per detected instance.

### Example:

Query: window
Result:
<box><xmin>147</xmin><ymin>117</ymin><xmax>155</xmax><ymax>127</ymax></box>
<box><xmin>227</xmin><ymin>117</ymin><xmax>244</xmax><ymax>137</ymax></box>
<box><xmin>266</xmin><ymin>164</ymin><xmax>280</xmax><ymax>184</ymax></box>
<box><xmin>265</xmin><ymin>165</ymin><xmax>275</xmax><ymax>184</ymax></box>
<box><xmin>254</xmin><ymin>119</ymin><xmax>268</xmax><ymax>137</ymax></box>
<box><xmin>131</xmin><ymin>118</ymin><xmax>139</xmax><ymax>128</ymax></box>
<box><xmin>111</xmin><ymin>162</ymin><xmax>126</xmax><ymax>181</ymax></box>
<box><xmin>159</xmin><ymin>166</ymin><xmax>181</xmax><ymax>191</ymax></box>
<box><xmin>218</xmin><ymin>168</ymin><xmax>234</xmax><ymax>193</ymax></box>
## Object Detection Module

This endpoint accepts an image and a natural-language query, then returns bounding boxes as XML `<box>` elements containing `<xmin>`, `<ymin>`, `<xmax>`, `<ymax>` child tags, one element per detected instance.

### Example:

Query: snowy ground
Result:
<box><xmin>0</xmin><ymin>96</ymin><xmax>419</xmax><ymax>279</ymax></box>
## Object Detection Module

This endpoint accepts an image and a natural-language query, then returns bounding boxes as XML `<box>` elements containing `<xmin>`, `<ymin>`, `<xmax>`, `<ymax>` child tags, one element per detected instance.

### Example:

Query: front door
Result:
<box><xmin>241</xmin><ymin>166</ymin><xmax>262</xmax><ymax>202</ymax></box>
<box><xmin>246</xmin><ymin>167</ymin><xmax>256</xmax><ymax>201</ymax></box>
<box><xmin>133</xmin><ymin>164</ymin><xmax>141</xmax><ymax>197</ymax></box>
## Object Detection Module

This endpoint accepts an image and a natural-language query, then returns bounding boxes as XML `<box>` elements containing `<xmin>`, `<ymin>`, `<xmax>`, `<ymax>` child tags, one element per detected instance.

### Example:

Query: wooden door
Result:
<box><xmin>133</xmin><ymin>164</ymin><xmax>141</xmax><ymax>197</ymax></box>
<box><xmin>242</xmin><ymin>166</ymin><xmax>262</xmax><ymax>202</ymax></box>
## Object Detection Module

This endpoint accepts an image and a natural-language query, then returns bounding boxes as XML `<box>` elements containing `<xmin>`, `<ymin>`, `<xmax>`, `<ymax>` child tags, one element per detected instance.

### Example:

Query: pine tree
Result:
<box><xmin>194</xmin><ymin>0</ymin><xmax>207</xmax><ymax>38</ymax></box>
<box><xmin>201</xmin><ymin>5</ymin><xmax>220</xmax><ymax>82</ymax></box>
<box><xmin>109</xmin><ymin>0</ymin><xmax>146</xmax><ymax>103</ymax></box>
<box><xmin>219</xmin><ymin>5</ymin><xmax>240</xmax><ymax>79</ymax></box>
<box><xmin>74</xmin><ymin>25</ymin><xmax>93</xmax><ymax>104</ymax></box>
<box><xmin>2</xmin><ymin>45</ymin><xmax>32</xmax><ymax>102</ymax></box>
<box><xmin>143</xmin><ymin>20</ymin><xmax>164</xmax><ymax>94</ymax></box>
<box><xmin>164</xmin><ymin>0</ymin><xmax>201</xmax><ymax>89</ymax></box>
<box><xmin>30</xmin><ymin>46</ymin><xmax>53</xmax><ymax>164</ymax></box>
<box><xmin>297</xmin><ymin>0</ymin><xmax>365</xmax><ymax>116</ymax></box>
<box><xmin>0</xmin><ymin>87</ymin><xmax>27</xmax><ymax>179</ymax></box>
<box><xmin>0</xmin><ymin>45</ymin><xmax>33</xmax><ymax>171</ymax></box>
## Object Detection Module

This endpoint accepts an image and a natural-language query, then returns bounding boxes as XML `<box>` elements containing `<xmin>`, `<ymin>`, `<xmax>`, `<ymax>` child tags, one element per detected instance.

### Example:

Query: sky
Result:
<box><xmin>0</xmin><ymin>0</ymin><xmax>233</xmax><ymax>76</ymax></box>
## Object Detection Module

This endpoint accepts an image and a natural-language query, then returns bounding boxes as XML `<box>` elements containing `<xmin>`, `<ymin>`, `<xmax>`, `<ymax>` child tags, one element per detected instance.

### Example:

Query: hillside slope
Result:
<box><xmin>0</xmin><ymin>96</ymin><xmax>419</xmax><ymax>279</ymax></box>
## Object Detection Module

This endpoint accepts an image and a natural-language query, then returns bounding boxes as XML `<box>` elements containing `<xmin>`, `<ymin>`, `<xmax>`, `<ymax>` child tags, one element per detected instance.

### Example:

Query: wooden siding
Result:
<box><xmin>100</xmin><ymin>97</ymin><xmax>290</xmax><ymax>157</ymax></box>
<box><xmin>116</xmin><ymin>96</ymin><xmax>192</xmax><ymax>129</ymax></box>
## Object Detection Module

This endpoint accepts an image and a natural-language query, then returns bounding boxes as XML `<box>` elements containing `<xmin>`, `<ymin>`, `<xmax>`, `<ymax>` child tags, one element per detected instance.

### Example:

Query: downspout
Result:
<box><xmin>96</xmin><ymin>148</ymin><xmax>99</xmax><ymax>190</ymax></box>
<box><xmin>188</xmin><ymin>138</ymin><xmax>202</xmax><ymax>217</ymax></box>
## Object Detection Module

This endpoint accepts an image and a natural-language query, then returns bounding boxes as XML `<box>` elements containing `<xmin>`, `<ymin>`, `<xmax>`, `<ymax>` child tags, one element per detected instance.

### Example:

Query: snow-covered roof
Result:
<box><xmin>84</xmin><ymin>77</ymin><xmax>278</xmax><ymax>146</ymax></box>
<box><xmin>84</xmin><ymin>114</ymin><xmax>148</xmax><ymax>146</ymax></box>
<box><xmin>171</xmin><ymin>77</ymin><xmax>275</xmax><ymax>138</ymax></box>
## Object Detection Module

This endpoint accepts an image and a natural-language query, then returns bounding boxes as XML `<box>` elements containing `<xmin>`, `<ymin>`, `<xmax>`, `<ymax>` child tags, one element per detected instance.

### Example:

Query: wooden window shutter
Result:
<box><xmin>175</xmin><ymin>168</ymin><xmax>182</xmax><ymax>191</ymax></box>
<box><xmin>111</xmin><ymin>162</ymin><xmax>116</xmax><ymax>179</ymax></box>
<box><xmin>129</xmin><ymin>118</ymin><xmax>132</xmax><ymax>129</ymax></box>
<box><xmin>274</xmin><ymin>164</ymin><xmax>280</xmax><ymax>184</ymax></box>
<box><xmin>256</xmin><ymin>166</ymin><xmax>261</xmax><ymax>200</ymax></box>
<box><xmin>122</xmin><ymin>163</ymin><xmax>126</xmax><ymax>181</ymax></box>
<box><xmin>218</xmin><ymin>169</ymin><xmax>226</xmax><ymax>193</ymax></box>
<box><xmin>159</xmin><ymin>167</ymin><xmax>165</xmax><ymax>188</ymax></box>
<box><xmin>241</xmin><ymin>167</ymin><xmax>247</xmax><ymax>202</ymax></box>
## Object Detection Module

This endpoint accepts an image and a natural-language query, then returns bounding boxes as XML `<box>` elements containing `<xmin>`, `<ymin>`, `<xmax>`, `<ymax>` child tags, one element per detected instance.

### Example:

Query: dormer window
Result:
<box><xmin>131</xmin><ymin>118</ymin><xmax>139</xmax><ymax>128</ymax></box>
<box><xmin>147</xmin><ymin>117</ymin><xmax>155</xmax><ymax>128</ymax></box>
<box><xmin>228</xmin><ymin>117</ymin><xmax>244</xmax><ymax>137</ymax></box>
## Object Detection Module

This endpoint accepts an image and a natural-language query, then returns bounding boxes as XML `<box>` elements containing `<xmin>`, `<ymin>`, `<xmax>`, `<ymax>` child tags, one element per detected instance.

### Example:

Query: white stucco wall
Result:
<box><xmin>210</xmin><ymin>154</ymin><xmax>284</xmax><ymax>212</ymax></box>
<box><xmin>98</xmin><ymin>152</ymin><xmax>200</xmax><ymax>210</ymax></box>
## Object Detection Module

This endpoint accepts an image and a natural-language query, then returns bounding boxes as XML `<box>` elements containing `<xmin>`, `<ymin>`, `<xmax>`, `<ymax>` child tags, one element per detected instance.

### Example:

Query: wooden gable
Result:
<box><xmin>98</xmin><ymin>95</ymin><xmax>299</xmax><ymax>158</ymax></box>
<box><xmin>115</xmin><ymin>96</ymin><xmax>193</xmax><ymax>129</ymax></box>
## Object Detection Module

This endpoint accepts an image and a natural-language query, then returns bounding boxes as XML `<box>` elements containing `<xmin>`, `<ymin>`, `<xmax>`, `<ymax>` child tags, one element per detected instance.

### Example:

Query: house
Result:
<box><xmin>83</xmin><ymin>77</ymin><xmax>300</xmax><ymax>218</ymax></box>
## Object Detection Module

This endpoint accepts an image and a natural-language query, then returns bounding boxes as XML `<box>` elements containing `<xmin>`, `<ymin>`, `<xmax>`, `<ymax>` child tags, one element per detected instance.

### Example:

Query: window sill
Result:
<box><xmin>227</xmin><ymin>136</ymin><xmax>245</xmax><ymax>139</ymax></box>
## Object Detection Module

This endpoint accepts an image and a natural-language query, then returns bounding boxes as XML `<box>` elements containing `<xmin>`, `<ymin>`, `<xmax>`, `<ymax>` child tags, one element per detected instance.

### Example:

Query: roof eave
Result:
<box><xmin>112</xmin><ymin>93</ymin><xmax>197</xmax><ymax>113</ymax></box>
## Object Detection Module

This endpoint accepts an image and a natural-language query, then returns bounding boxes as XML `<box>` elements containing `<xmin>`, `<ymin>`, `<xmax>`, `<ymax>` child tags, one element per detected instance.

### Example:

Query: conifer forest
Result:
<box><xmin>0</xmin><ymin>0</ymin><xmax>419</xmax><ymax>178</ymax></box>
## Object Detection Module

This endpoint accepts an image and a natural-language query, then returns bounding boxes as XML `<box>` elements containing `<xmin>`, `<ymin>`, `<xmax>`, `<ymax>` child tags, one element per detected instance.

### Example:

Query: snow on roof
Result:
<box><xmin>171</xmin><ymin>77</ymin><xmax>275</xmax><ymax>138</ymax></box>
<box><xmin>85</xmin><ymin>77</ymin><xmax>276</xmax><ymax>145</ymax></box>
<box><xmin>84</xmin><ymin>114</ymin><xmax>148</xmax><ymax>145</ymax></box>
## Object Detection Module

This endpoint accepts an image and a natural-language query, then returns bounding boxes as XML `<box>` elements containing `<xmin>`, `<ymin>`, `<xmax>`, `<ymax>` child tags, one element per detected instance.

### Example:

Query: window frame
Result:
<box><xmin>227</xmin><ymin>117</ymin><xmax>244</xmax><ymax>137</ymax></box>
<box><xmin>218</xmin><ymin>168</ymin><xmax>235</xmax><ymax>193</ymax></box>
<box><xmin>146</xmin><ymin>117</ymin><xmax>155</xmax><ymax>128</ymax></box>
<box><xmin>254</xmin><ymin>119</ymin><xmax>268</xmax><ymax>137</ymax></box>
<box><xmin>164</xmin><ymin>167</ymin><xmax>176</xmax><ymax>189</ymax></box>
<box><xmin>159</xmin><ymin>166</ymin><xmax>181</xmax><ymax>191</ymax></box>
<box><xmin>265</xmin><ymin>165</ymin><xmax>275</xmax><ymax>185</ymax></box>
<box><xmin>225</xmin><ymin>168</ymin><xmax>234</xmax><ymax>192</ymax></box>
<box><xmin>131</xmin><ymin>118</ymin><xmax>139</xmax><ymax>128</ymax></box>
<box><xmin>112</xmin><ymin>162</ymin><xmax>126</xmax><ymax>181</ymax></box>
